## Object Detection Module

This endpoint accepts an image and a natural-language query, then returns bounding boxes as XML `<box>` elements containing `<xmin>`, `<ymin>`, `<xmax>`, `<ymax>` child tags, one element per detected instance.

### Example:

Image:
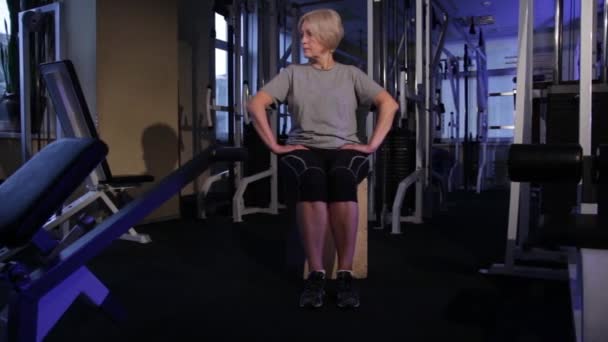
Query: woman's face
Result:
<box><xmin>300</xmin><ymin>20</ymin><xmax>330</xmax><ymax>59</ymax></box>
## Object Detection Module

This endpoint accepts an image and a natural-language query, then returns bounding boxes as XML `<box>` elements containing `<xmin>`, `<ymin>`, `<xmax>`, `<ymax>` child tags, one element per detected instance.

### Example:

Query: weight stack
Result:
<box><xmin>543</xmin><ymin>84</ymin><xmax>608</xmax><ymax>215</ymax></box>
<box><xmin>378</xmin><ymin>129</ymin><xmax>416</xmax><ymax>215</ymax></box>
<box><xmin>243</xmin><ymin>122</ymin><xmax>270</xmax><ymax>207</ymax></box>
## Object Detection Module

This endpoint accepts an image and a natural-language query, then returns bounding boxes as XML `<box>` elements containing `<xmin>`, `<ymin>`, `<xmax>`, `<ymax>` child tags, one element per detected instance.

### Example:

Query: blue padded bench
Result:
<box><xmin>0</xmin><ymin>136</ymin><xmax>246</xmax><ymax>342</ymax></box>
<box><xmin>0</xmin><ymin>138</ymin><xmax>108</xmax><ymax>248</ymax></box>
<box><xmin>0</xmin><ymin>138</ymin><xmax>108</xmax><ymax>342</ymax></box>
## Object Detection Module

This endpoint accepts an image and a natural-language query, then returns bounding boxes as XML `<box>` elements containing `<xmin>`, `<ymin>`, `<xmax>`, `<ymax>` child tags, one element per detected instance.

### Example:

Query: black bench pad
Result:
<box><xmin>0</xmin><ymin>138</ymin><xmax>108</xmax><ymax>247</ymax></box>
<box><xmin>534</xmin><ymin>214</ymin><xmax>608</xmax><ymax>250</ymax></box>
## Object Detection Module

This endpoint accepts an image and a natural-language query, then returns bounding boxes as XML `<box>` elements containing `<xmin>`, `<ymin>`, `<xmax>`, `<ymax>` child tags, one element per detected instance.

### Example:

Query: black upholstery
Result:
<box><xmin>0</xmin><ymin>138</ymin><xmax>108</xmax><ymax>247</ymax></box>
<box><xmin>535</xmin><ymin>214</ymin><xmax>608</xmax><ymax>250</ymax></box>
<box><xmin>508</xmin><ymin>143</ymin><xmax>583</xmax><ymax>183</ymax></box>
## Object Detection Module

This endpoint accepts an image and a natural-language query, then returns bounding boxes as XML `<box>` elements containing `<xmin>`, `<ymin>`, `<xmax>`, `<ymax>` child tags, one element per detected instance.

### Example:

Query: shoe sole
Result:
<box><xmin>337</xmin><ymin>299</ymin><xmax>360</xmax><ymax>309</ymax></box>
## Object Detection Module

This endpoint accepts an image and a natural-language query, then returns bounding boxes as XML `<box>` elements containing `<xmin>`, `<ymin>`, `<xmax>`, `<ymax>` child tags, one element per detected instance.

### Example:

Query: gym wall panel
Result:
<box><xmin>97</xmin><ymin>0</ymin><xmax>179</xmax><ymax>222</ymax></box>
<box><xmin>64</xmin><ymin>0</ymin><xmax>97</xmax><ymax>124</ymax></box>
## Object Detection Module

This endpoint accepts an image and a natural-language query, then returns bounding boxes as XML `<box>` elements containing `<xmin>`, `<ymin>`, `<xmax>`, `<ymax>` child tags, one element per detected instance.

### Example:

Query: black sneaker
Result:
<box><xmin>336</xmin><ymin>271</ymin><xmax>360</xmax><ymax>308</ymax></box>
<box><xmin>299</xmin><ymin>271</ymin><xmax>326</xmax><ymax>308</ymax></box>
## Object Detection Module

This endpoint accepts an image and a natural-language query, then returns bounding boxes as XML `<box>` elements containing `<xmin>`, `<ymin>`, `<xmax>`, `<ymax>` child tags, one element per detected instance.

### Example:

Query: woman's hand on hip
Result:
<box><xmin>272</xmin><ymin>144</ymin><xmax>309</xmax><ymax>155</ymax></box>
<box><xmin>339</xmin><ymin>144</ymin><xmax>375</xmax><ymax>154</ymax></box>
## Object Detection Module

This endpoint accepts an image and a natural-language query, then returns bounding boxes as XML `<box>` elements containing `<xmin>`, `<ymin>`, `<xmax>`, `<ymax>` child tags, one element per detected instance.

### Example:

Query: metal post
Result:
<box><xmin>554</xmin><ymin>0</ymin><xmax>563</xmax><ymax>84</ymax></box>
<box><xmin>579</xmin><ymin>0</ymin><xmax>596</xmax><ymax>215</ymax></box>
<box><xmin>508</xmin><ymin>0</ymin><xmax>534</xmax><ymax>267</ymax></box>
<box><xmin>463</xmin><ymin>44</ymin><xmax>469</xmax><ymax>190</ymax></box>
<box><xmin>268</xmin><ymin>0</ymin><xmax>279</xmax><ymax>214</ymax></box>
<box><xmin>234</xmin><ymin>2</ymin><xmax>242</xmax><ymax>150</ymax></box>
<box><xmin>414</xmin><ymin>0</ymin><xmax>424</xmax><ymax>222</ymax></box>
<box><xmin>291</xmin><ymin>4</ymin><xmax>300</xmax><ymax>64</ymax></box>
<box><xmin>424</xmin><ymin>0</ymin><xmax>431</xmax><ymax>188</ymax></box>
<box><xmin>367</xmin><ymin>0</ymin><xmax>376</xmax><ymax>220</ymax></box>
<box><xmin>603</xmin><ymin>0</ymin><xmax>608</xmax><ymax>83</ymax></box>
<box><xmin>381</xmin><ymin>0</ymin><xmax>387</xmax><ymax>88</ymax></box>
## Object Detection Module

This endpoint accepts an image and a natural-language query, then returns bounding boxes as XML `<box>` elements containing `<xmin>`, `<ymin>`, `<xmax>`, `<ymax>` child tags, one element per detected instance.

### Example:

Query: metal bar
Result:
<box><xmin>367</xmin><ymin>0</ymin><xmax>376</xmax><ymax>220</ymax></box>
<box><xmin>19</xmin><ymin>11</ymin><xmax>32</xmax><ymax>162</ymax></box>
<box><xmin>415</xmin><ymin>0</ymin><xmax>424</xmax><ymax>221</ymax></box>
<box><xmin>393</xmin><ymin>0</ymin><xmax>398</xmax><ymax>98</ymax></box>
<box><xmin>442</xmin><ymin>47</ymin><xmax>455</xmax><ymax>60</ymax></box>
<box><xmin>381</xmin><ymin>0</ymin><xmax>388</xmax><ymax>88</ymax></box>
<box><xmin>463</xmin><ymin>44</ymin><xmax>469</xmax><ymax>190</ymax></box>
<box><xmin>424</xmin><ymin>0</ymin><xmax>431</xmax><ymax>187</ymax></box>
<box><xmin>506</xmin><ymin>0</ymin><xmax>534</xmax><ymax>265</ymax></box>
<box><xmin>490</xmin><ymin>91</ymin><xmax>517</xmax><ymax>97</ymax></box>
<box><xmin>579</xmin><ymin>0</ymin><xmax>596</xmax><ymax>215</ymax></box>
<box><xmin>19</xmin><ymin>2</ymin><xmax>62</xmax><ymax>163</ymax></box>
<box><xmin>580</xmin><ymin>0</ymin><xmax>594</xmax><ymax>156</ymax></box>
<box><xmin>297</xmin><ymin>0</ymin><xmax>344</xmax><ymax>7</ymax></box>
<box><xmin>291</xmin><ymin>4</ymin><xmax>300</xmax><ymax>64</ymax></box>
<box><xmin>25</xmin><ymin>146</ymin><xmax>246</xmax><ymax>298</ymax></box>
<box><xmin>227</xmin><ymin>10</ymin><xmax>235</xmax><ymax>147</ymax></box>
<box><xmin>234</xmin><ymin>2</ymin><xmax>242</xmax><ymax>149</ymax></box>
<box><xmin>603</xmin><ymin>0</ymin><xmax>608</xmax><ymax>83</ymax></box>
<box><xmin>387</xmin><ymin>33</ymin><xmax>406</xmax><ymax>85</ymax></box>
<box><xmin>431</xmin><ymin>12</ymin><xmax>449</xmax><ymax>86</ymax></box>
<box><xmin>267</xmin><ymin>0</ymin><xmax>279</xmax><ymax>215</ymax></box>
<box><xmin>554</xmin><ymin>0</ymin><xmax>563</xmax><ymax>84</ymax></box>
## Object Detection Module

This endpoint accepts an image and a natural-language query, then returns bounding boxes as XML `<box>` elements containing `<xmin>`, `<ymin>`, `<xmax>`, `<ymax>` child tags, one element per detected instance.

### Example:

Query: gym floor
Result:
<box><xmin>8</xmin><ymin>190</ymin><xmax>574</xmax><ymax>341</ymax></box>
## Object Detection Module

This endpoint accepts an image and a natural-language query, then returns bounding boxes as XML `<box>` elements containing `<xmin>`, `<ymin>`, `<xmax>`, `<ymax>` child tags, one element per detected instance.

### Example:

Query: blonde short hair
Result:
<box><xmin>298</xmin><ymin>9</ymin><xmax>344</xmax><ymax>51</ymax></box>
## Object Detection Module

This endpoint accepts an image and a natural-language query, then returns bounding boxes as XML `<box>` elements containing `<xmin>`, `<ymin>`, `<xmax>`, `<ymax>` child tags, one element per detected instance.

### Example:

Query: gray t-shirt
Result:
<box><xmin>260</xmin><ymin>62</ymin><xmax>384</xmax><ymax>149</ymax></box>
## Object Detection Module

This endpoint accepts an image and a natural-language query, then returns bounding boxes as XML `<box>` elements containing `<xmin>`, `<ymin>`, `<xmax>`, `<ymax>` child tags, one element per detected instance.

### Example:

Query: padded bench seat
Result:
<box><xmin>0</xmin><ymin>138</ymin><xmax>108</xmax><ymax>248</ymax></box>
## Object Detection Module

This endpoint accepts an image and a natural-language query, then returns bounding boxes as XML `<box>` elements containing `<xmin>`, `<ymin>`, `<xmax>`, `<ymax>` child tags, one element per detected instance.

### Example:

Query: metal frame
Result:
<box><xmin>389</xmin><ymin>0</ymin><xmax>449</xmax><ymax>234</ymax></box>
<box><xmin>367</xmin><ymin>0</ymin><xmax>375</xmax><ymax>220</ymax></box>
<box><xmin>569</xmin><ymin>4</ymin><xmax>605</xmax><ymax>341</ymax></box>
<box><xmin>232</xmin><ymin>0</ymin><xmax>282</xmax><ymax>222</ymax></box>
<box><xmin>603</xmin><ymin>0</ymin><xmax>608</xmax><ymax>83</ymax></box>
<box><xmin>39</xmin><ymin>61</ymin><xmax>152</xmax><ymax>244</ymax></box>
<box><xmin>483</xmin><ymin>5</ymin><xmax>608</xmax><ymax>340</ymax></box>
<box><xmin>0</xmin><ymin>145</ymin><xmax>246</xmax><ymax>342</ymax></box>
<box><xmin>19</xmin><ymin>2</ymin><xmax>64</xmax><ymax>163</ymax></box>
<box><xmin>447</xmin><ymin>57</ymin><xmax>461</xmax><ymax>192</ymax></box>
<box><xmin>475</xmin><ymin>38</ymin><xmax>489</xmax><ymax>194</ymax></box>
<box><xmin>554</xmin><ymin>0</ymin><xmax>563</xmax><ymax>84</ymax></box>
<box><xmin>480</xmin><ymin>0</ymin><xmax>555</xmax><ymax>279</ymax></box>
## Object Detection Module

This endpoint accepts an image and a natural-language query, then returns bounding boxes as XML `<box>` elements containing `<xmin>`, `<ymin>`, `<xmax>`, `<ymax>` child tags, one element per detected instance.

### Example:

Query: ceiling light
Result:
<box><xmin>482</xmin><ymin>1</ymin><xmax>492</xmax><ymax>6</ymax></box>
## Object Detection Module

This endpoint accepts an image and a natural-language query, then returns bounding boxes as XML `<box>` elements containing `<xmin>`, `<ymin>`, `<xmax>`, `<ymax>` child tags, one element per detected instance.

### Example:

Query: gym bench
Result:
<box><xmin>0</xmin><ymin>137</ymin><xmax>246</xmax><ymax>341</ymax></box>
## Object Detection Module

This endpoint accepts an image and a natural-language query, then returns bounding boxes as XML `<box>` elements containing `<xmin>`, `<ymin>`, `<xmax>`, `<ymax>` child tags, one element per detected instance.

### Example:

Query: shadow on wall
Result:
<box><xmin>139</xmin><ymin>123</ymin><xmax>180</xmax><ymax>221</ymax></box>
<box><xmin>142</xmin><ymin>123</ymin><xmax>179</xmax><ymax>181</ymax></box>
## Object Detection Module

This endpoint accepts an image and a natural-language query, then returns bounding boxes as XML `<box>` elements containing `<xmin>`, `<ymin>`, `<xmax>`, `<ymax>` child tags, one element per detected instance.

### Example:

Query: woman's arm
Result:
<box><xmin>247</xmin><ymin>91</ymin><xmax>306</xmax><ymax>154</ymax></box>
<box><xmin>341</xmin><ymin>90</ymin><xmax>398</xmax><ymax>154</ymax></box>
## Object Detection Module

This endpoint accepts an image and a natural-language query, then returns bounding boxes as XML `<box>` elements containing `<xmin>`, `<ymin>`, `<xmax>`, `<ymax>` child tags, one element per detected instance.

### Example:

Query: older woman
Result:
<box><xmin>247</xmin><ymin>8</ymin><xmax>398</xmax><ymax>309</ymax></box>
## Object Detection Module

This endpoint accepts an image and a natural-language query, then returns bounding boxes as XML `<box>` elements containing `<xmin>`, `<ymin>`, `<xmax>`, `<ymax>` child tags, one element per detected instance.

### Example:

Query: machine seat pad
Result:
<box><xmin>0</xmin><ymin>138</ymin><xmax>108</xmax><ymax>247</ymax></box>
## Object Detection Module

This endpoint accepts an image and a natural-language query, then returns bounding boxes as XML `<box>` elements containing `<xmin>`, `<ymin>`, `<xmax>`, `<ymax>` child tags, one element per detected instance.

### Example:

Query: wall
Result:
<box><xmin>97</xmin><ymin>0</ymin><xmax>179</xmax><ymax>221</ymax></box>
<box><xmin>65</xmin><ymin>0</ymin><xmax>97</xmax><ymax>123</ymax></box>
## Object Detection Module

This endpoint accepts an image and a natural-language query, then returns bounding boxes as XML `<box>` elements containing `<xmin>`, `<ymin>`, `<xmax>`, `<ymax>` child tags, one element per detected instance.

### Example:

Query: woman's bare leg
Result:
<box><xmin>296</xmin><ymin>201</ymin><xmax>329</xmax><ymax>271</ymax></box>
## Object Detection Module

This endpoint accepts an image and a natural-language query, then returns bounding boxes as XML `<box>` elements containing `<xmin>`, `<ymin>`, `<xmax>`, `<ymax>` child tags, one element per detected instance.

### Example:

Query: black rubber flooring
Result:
<box><xmin>14</xmin><ymin>190</ymin><xmax>575</xmax><ymax>341</ymax></box>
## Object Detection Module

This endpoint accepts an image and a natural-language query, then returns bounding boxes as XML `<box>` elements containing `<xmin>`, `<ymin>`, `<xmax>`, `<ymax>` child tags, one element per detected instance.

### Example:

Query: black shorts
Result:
<box><xmin>279</xmin><ymin>148</ymin><xmax>370</xmax><ymax>203</ymax></box>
